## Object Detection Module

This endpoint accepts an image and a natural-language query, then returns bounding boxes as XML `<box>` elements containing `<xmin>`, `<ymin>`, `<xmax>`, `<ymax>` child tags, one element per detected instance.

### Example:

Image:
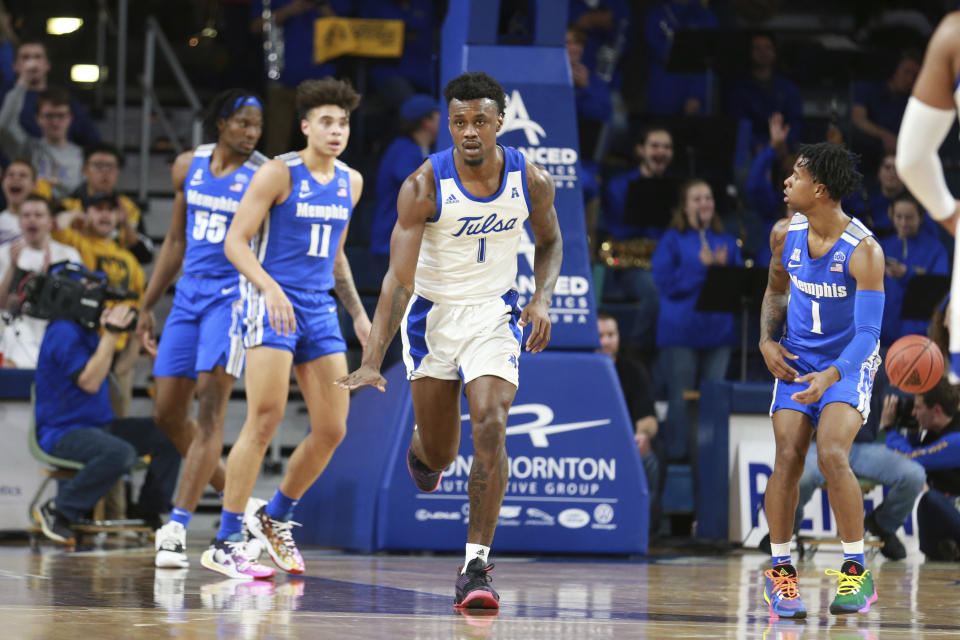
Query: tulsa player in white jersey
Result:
<box><xmin>137</xmin><ymin>89</ymin><xmax>265</xmax><ymax>568</ymax></box>
<box><xmin>337</xmin><ymin>72</ymin><xmax>563</xmax><ymax>609</ymax></box>
<box><xmin>201</xmin><ymin>78</ymin><xmax>371</xmax><ymax>580</ymax></box>
<box><xmin>896</xmin><ymin>10</ymin><xmax>960</xmax><ymax>378</ymax></box>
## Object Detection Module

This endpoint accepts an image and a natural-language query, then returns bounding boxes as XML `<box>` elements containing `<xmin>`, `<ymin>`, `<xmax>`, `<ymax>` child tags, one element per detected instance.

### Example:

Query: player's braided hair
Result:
<box><xmin>797</xmin><ymin>142</ymin><xmax>862</xmax><ymax>202</ymax></box>
<box><xmin>443</xmin><ymin>72</ymin><xmax>507</xmax><ymax>115</ymax></box>
<box><xmin>203</xmin><ymin>88</ymin><xmax>263</xmax><ymax>140</ymax></box>
<box><xmin>296</xmin><ymin>77</ymin><xmax>361</xmax><ymax>120</ymax></box>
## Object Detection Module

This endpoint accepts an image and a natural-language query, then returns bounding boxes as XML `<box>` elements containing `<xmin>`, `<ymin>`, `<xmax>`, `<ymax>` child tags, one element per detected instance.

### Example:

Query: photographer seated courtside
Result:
<box><xmin>31</xmin><ymin>264</ymin><xmax>179</xmax><ymax>544</ymax></box>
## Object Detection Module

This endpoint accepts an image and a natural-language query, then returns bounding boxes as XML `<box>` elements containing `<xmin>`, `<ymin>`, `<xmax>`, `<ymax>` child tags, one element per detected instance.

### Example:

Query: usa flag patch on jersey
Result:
<box><xmin>830</xmin><ymin>262</ymin><xmax>843</xmax><ymax>272</ymax></box>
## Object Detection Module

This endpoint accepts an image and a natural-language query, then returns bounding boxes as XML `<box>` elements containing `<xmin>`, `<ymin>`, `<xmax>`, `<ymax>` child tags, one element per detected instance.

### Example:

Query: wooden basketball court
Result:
<box><xmin>0</xmin><ymin>541</ymin><xmax>956</xmax><ymax>639</ymax></box>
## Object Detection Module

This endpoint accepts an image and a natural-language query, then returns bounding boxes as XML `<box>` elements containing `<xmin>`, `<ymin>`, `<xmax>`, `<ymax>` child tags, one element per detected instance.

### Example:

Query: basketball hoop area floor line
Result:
<box><xmin>0</xmin><ymin>546</ymin><xmax>955</xmax><ymax>639</ymax></box>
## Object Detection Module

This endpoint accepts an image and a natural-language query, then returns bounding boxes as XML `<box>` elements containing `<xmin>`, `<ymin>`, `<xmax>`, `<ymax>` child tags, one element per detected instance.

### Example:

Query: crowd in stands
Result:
<box><xmin>1</xmin><ymin>0</ymin><xmax>959</xmax><ymax>556</ymax></box>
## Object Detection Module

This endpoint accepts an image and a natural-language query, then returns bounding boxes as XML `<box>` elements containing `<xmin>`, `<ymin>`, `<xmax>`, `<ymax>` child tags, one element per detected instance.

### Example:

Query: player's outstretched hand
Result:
<box><xmin>759</xmin><ymin>340</ymin><xmax>799</xmax><ymax>382</ymax></box>
<box><xmin>264</xmin><ymin>284</ymin><xmax>296</xmax><ymax>336</ymax></box>
<box><xmin>790</xmin><ymin>368</ymin><xmax>840</xmax><ymax>405</ymax></box>
<box><xmin>335</xmin><ymin>364</ymin><xmax>387</xmax><ymax>392</ymax></box>
<box><xmin>137</xmin><ymin>308</ymin><xmax>157</xmax><ymax>357</ymax></box>
<box><xmin>519</xmin><ymin>299</ymin><xmax>551</xmax><ymax>353</ymax></box>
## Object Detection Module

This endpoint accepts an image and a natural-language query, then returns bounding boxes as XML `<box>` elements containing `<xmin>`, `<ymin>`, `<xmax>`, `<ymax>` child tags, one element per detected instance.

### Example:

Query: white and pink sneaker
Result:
<box><xmin>200</xmin><ymin>538</ymin><xmax>275</xmax><ymax>580</ymax></box>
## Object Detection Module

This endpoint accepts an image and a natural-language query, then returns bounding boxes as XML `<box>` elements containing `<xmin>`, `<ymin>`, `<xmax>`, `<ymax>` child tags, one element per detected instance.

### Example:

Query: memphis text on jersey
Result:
<box><xmin>295</xmin><ymin>202</ymin><xmax>350</xmax><ymax>221</ymax></box>
<box><xmin>790</xmin><ymin>273</ymin><xmax>848</xmax><ymax>299</ymax></box>
<box><xmin>186</xmin><ymin>189</ymin><xmax>240</xmax><ymax>213</ymax></box>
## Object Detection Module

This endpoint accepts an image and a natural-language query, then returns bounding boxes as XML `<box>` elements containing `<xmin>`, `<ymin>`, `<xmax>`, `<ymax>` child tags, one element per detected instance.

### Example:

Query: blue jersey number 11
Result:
<box><xmin>307</xmin><ymin>223</ymin><xmax>332</xmax><ymax>258</ymax></box>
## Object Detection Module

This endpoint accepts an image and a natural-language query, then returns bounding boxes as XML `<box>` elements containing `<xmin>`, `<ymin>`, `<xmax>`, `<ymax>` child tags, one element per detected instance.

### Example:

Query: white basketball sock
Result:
<box><xmin>462</xmin><ymin>543</ymin><xmax>490</xmax><ymax>573</ymax></box>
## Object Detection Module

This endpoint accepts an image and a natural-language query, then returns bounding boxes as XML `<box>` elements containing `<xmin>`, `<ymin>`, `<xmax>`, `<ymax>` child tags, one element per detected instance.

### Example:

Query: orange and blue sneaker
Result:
<box><xmin>246</xmin><ymin>505</ymin><xmax>305</xmax><ymax>574</ymax></box>
<box><xmin>407</xmin><ymin>446</ymin><xmax>443</xmax><ymax>493</ymax></box>
<box><xmin>827</xmin><ymin>560</ymin><xmax>877</xmax><ymax>615</ymax></box>
<box><xmin>762</xmin><ymin>564</ymin><xmax>806</xmax><ymax>619</ymax></box>
<box><xmin>454</xmin><ymin>558</ymin><xmax>500</xmax><ymax>609</ymax></box>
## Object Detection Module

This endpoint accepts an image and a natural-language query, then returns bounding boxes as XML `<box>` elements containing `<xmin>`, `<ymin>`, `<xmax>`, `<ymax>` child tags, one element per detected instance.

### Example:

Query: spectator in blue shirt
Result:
<box><xmin>602</xmin><ymin>126</ymin><xmax>674</xmax><ymax>240</ymax></box>
<box><xmin>361</xmin><ymin>0</ymin><xmax>438</xmax><ymax>106</ymax></box>
<box><xmin>4</xmin><ymin>41</ymin><xmax>100</xmax><ymax>149</ymax></box>
<box><xmin>32</xmin><ymin>301</ymin><xmax>179</xmax><ymax>544</ymax></box>
<box><xmin>249</xmin><ymin>0</ymin><xmax>352</xmax><ymax>157</ymax></box>
<box><xmin>883</xmin><ymin>378</ymin><xmax>960</xmax><ymax>561</ymax></box>
<box><xmin>745</xmin><ymin>113</ymin><xmax>793</xmax><ymax>258</ymax></box>
<box><xmin>879</xmin><ymin>194</ymin><xmax>949</xmax><ymax>346</ymax></box>
<box><xmin>644</xmin><ymin>0</ymin><xmax>718</xmax><ymax>115</ymax></box>
<box><xmin>850</xmin><ymin>51</ymin><xmax>920</xmax><ymax>170</ymax></box>
<box><xmin>854</xmin><ymin>153</ymin><xmax>937</xmax><ymax>238</ymax></box>
<box><xmin>726</xmin><ymin>34</ymin><xmax>802</xmax><ymax>154</ymax></box>
<box><xmin>651</xmin><ymin>179</ymin><xmax>741</xmax><ymax>460</ymax></box>
<box><xmin>369</xmin><ymin>94</ymin><xmax>438</xmax><ymax>266</ymax></box>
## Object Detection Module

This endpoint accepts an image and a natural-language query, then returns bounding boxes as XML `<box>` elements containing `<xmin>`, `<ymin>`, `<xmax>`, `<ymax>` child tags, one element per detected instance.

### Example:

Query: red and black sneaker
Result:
<box><xmin>454</xmin><ymin>558</ymin><xmax>500</xmax><ymax>610</ymax></box>
<box><xmin>406</xmin><ymin>446</ymin><xmax>443</xmax><ymax>493</ymax></box>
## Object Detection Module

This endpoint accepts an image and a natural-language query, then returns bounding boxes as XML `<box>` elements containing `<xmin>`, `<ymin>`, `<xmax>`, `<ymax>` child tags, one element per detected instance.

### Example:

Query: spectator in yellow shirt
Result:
<box><xmin>58</xmin><ymin>143</ymin><xmax>153</xmax><ymax>264</ymax></box>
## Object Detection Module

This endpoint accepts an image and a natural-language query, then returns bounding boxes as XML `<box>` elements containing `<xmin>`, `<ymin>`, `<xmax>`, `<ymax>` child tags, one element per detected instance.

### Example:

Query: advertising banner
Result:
<box><xmin>496</xmin><ymin>86</ymin><xmax>598</xmax><ymax>350</ymax></box>
<box><xmin>312</xmin><ymin>18</ymin><xmax>404</xmax><ymax>64</ymax></box>
<box><xmin>376</xmin><ymin>352</ymin><xmax>648</xmax><ymax>554</ymax></box>
<box><xmin>732</xmin><ymin>440</ymin><xmax>919</xmax><ymax>552</ymax></box>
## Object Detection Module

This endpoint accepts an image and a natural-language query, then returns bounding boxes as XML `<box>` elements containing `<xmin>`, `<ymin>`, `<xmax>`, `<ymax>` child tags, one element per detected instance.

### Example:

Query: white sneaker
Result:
<box><xmin>243</xmin><ymin>497</ymin><xmax>267</xmax><ymax>560</ymax></box>
<box><xmin>155</xmin><ymin>521</ymin><xmax>189</xmax><ymax>569</ymax></box>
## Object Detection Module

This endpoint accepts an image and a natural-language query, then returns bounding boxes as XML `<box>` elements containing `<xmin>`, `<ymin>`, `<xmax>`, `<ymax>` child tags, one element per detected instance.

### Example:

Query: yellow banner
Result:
<box><xmin>314</xmin><ymin>18</ymin><xmax>405</xmax><ymax>65</ymax></box>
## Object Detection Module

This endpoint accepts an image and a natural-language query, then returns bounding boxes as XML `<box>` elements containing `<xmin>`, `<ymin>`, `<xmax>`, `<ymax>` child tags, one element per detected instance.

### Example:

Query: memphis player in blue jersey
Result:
<box><xmin>201</xmin><ymin>78</ymin><xmax>371</xmax><ymax>580</ymax></box>
<box><xmin>137</xmin><ymin>89</ymin><xmax>265</xmax><ymax>569</ymax></box>
<box><xmin>759</xmin><ymin>143</ymin><xmax>886</xmax><ymax>618</ymax></box>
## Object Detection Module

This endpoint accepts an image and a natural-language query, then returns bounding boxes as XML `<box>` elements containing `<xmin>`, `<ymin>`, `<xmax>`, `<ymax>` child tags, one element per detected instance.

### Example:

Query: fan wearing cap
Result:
<box><xmin>368</xmin><ymin>94</ymin><xmax>439</xmax><ymax>267</ymax></box>
<box><xmin>59</xmin><ymin>143</ymin><xmax>152</xmax><ymax>264</ymax></box>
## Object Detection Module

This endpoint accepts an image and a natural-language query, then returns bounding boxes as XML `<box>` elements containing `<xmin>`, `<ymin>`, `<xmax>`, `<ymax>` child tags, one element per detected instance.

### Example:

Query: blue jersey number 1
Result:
<box><xmin>811</xmin><ymin>300</ymin><xmax>823</xmax><ymax>334</ymax></box>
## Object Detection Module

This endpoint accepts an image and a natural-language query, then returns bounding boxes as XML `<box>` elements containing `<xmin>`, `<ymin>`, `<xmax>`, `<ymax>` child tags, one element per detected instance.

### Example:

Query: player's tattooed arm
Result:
<box><xmin>759</xmin><ymin>217</ymin><xmax>799</xmax><ymax>381</ymax></box>
<box><xmin>333</xmin><ymin>169</ymin><xmax>371</xmax><ymax>327</ymax></box>
<box><xmin>526</xmin><ymin>162</ymin><xmax>563</xmax><ymax>306</ymax></box>
<box><xmin>759</xmin><ymin>218</ymin><xmax>791</xmax><ymax>345</ymax></box>
<box><xmin>522</xmin><ymin>162</ymin><xmax>563</xmax><ymax>352</ymax></box>
<box><xmin>333</xmin><ymin>255</ymin><xmax>365</xmax><ymax>318</ymax></box>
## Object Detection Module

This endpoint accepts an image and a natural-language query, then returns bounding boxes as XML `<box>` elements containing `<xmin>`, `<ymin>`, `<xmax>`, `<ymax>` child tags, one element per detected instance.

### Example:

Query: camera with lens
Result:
<box><xmin>12</xmin><ymin>262</ymin><xmax>138</xmax><ymax>331</ymax></box>
<box><xmin>893</xmin><ymin>395</ymin><xmax>918</xmax><ymax>431</ymax></box>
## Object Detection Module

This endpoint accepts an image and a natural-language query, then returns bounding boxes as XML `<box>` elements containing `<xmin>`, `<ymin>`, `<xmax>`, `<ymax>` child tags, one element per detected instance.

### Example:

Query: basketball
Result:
<box><xmin>885</xmin><ymin>334</ymin><xmax>945</xmax><ymax>394</ymax></box>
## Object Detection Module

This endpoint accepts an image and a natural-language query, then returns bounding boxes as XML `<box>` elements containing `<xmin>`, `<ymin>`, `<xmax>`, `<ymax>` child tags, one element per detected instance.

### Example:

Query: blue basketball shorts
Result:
<box><xmin>769</xmin><ymin>346</ymin><xmax>882</xmax><ymax>425</ymax></box>
<box><xmin>153</xmin><ymin>274</ymin><xmax>245</xmax><ymax>379</ymax></box>
<box><xmin>240</xmin><ymin>280</ymin><xmax>345</xmax><ymax>365</ymax></box>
